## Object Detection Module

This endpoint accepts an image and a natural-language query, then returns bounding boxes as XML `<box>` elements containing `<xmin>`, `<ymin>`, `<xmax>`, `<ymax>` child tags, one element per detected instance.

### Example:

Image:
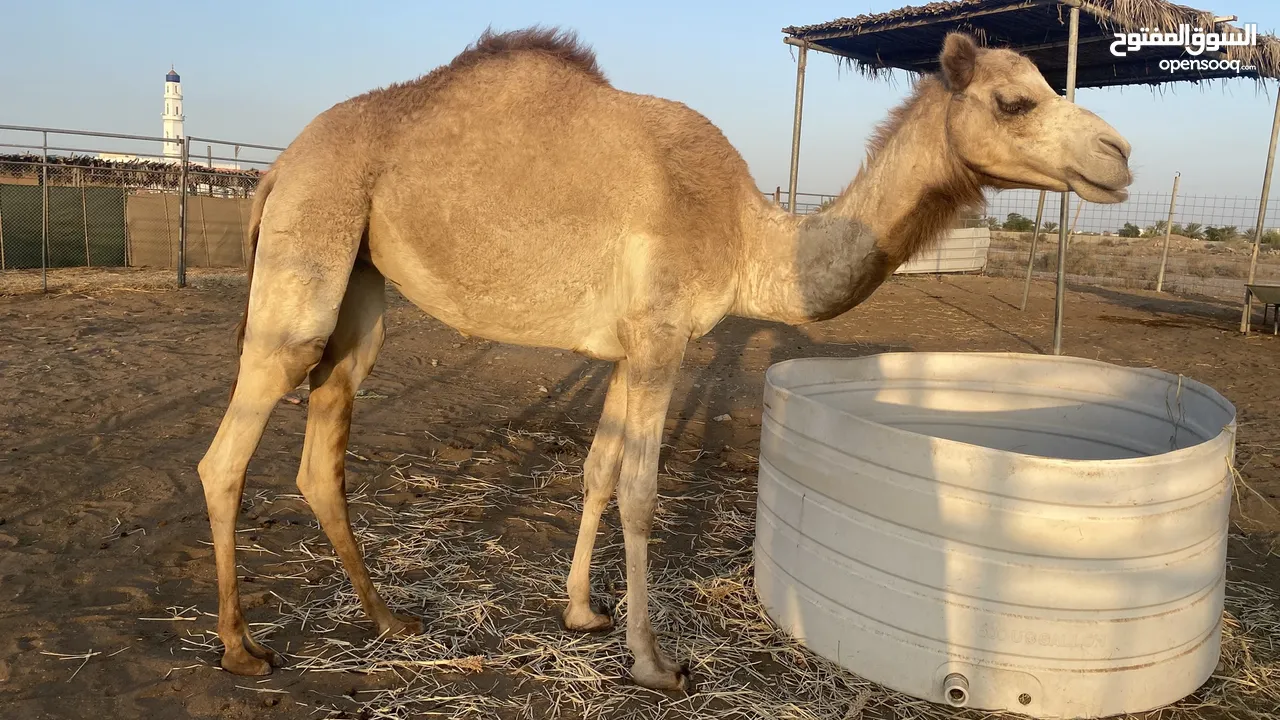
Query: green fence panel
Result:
<box><xmin>84</xmin><ymin>187</ymin><xmax>127</xmax><ymax>267</ymax></box>
<box><xmin>0</xmin><ymin>184</ymin><xmax>128</xmax><ymax>269</ymax></box>
<box><xmin>0</xmin><ymin>184</ymin><xmax>43</xmax><ymax>269</ymax></box>
<box><xmin>47</xmin><ymin>186</ymin><xmax>87</xmax><ymax>268</ymax></box>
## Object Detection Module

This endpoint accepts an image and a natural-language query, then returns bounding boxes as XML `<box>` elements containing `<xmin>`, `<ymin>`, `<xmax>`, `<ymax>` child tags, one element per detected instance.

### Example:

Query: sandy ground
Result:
<box><xmin>1</xmin><ymin>270</ymin><xmax>1278</xmax><ymax>719</ymax></box>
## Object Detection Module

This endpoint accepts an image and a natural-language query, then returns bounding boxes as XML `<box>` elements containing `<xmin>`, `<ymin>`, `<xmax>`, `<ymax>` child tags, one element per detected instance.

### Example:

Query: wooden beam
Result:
<box><xmin>854</xmin><ymin>31</ymin><xmax>1111</xmax><ymax>72</ymax></box>
<box><xmin>787</xmin><ymin>0</ymin><xmax>1055</xmax><ymax>43</ymax></box>
<box><xmin>782</xmin><ymin>36</ymin><xmax>887</xmax><ymax>68</ymax></box>
<box><xmin>1014</xmin><ymin>33</ymin><xmax>1112</xmax><ymax>54</ymax></box>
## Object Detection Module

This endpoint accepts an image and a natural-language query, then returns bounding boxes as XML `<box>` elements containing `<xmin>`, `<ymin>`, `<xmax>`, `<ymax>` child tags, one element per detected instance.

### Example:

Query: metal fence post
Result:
<box><xmin>787</xmin><ymin>42</ymin><xmax>808</xmax><ymax>215</ymax></box>
<box><xmin>81</xmin><ymin>186</ymin><xmax>91</xmax><ymax>268</ymax></box>
<box><xmin>1019</xmin><ymin>191</ymin><xmax>1048</xmax><ymax>311</ymax></box>
<box><xmin>1052</xmin><ymin>6</ymin><xmax>1080</xmax><ymax>356</ymax></box>
<box><xmin>1155</xmin><ymin>172</ymin><xmax>1181</xmax><ymax>292</ymax></box>
<box><xmin>178</xmin><ymin>136</ymin><xmax>190</xmax><ymax>288</ymax></box>
<box><xmin>122</xmin><ymin>183</ymin><xmax>130</xmax><ymax>267</ymax></box>
<box><xmin>1241</xmin><ymin>88</ymin><xmax>1280</xmax><ymax>332</ymax></box>
<box><xmin>41</xmin><ymin>130</ymin><xmax>49</xmax><ymax>293</ymax></box>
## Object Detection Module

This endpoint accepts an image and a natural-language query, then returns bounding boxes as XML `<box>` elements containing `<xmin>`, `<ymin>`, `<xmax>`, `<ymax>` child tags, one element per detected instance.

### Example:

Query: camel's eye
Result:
<box><xmin>997</xmin><ymin>96</ymin><xmax>1036</xmax><ymax>116</ymax></box>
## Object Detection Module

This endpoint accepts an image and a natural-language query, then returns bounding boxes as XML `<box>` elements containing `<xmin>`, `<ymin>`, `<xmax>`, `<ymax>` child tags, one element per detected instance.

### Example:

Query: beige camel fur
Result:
<box><xmin>197</xmin><ymin>26</ymin><xmax>1132</xmax><ymax>691</ymax></box>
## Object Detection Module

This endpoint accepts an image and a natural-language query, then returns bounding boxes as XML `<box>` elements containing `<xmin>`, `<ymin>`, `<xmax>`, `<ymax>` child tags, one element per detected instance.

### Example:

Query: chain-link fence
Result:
<box><xmin>5</xmin><ymin>125</ymin><xmax>1278</xmax><ymax>304</ymax></box>
<box><xmin>979</xmin><ymin>186</ymin><xmax>1280</xmax><ymax>300</ymax></box>
<box><xmin>0</xmin><ymin>125</ymin><xmax>280</xmax><ymax>292</ymax></box>
<box><xmin>760</xmin><ymin>186</ymin><xmax>838</xmax><ymax>214</ymax></box>
<box><xmin>765</xmin><ymin>182</ymin><xmax>1280</xmax><ymax>302</ymax></box>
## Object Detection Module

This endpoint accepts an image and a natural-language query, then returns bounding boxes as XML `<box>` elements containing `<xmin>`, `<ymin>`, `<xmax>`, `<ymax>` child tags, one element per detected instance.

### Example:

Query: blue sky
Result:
<box><xmin>2</xmin><ymin>0</ymin><xmax>1279</xmax><ymax>199</ymax></box>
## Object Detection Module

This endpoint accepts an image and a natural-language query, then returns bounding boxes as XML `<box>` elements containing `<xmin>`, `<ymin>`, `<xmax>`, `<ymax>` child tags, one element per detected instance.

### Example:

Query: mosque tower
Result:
<box><xmin>163</xmin><ymin>66</ymin><xmax>184</xmax><ymax>161</ymax></box>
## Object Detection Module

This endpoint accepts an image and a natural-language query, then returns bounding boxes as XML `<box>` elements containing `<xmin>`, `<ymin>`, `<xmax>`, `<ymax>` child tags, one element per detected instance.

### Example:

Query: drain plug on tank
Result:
<box><xmin>943</xmin><ymin>673</ymin><xmax>970</xmax><ymax>708</ymax></box>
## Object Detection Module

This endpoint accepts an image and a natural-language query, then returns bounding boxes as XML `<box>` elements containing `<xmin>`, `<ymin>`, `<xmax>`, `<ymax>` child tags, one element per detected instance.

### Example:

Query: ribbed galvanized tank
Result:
<box><xmin>754</xmin><ymin>352</ymin><xmax>1236</xmax><ymax>719</ymax></box>
<box><xmin>894</xmin><ymin>227</ymin><xmax>991</xmax><ymax>274</ymax></box>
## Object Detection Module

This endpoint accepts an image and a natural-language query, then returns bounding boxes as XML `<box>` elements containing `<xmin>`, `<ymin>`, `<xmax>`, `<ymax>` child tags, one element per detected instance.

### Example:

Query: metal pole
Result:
<box><xmin>82</xmin><ymin>186</ymin><xmax>90</xmax><ymax>268</ymax></box>
<box><xmin>774</xmin><ymin>186</ymin><xmax>782</xmax><ymax>205</ymax></box>
<box><xmin>1053</xmin><ymin>7</ymin><xmax>1080</xmax><ymax>356</ymax></box>
<box><xmin>1019</xmin><ymin>191</ymin><xmax>1048</xmax><ymax>311</ymax></box>
<box><xmin>787</xmin><ymin>42</ymin><xmax>808</xmax><ymax>215</ymax></box>
<box><xmin>1068</xmin><ymin>197</ymin><xmax>1085</xmax><ymax>238</ymax></box>
<box><xmin>178</xmin><ymin>136</ymin><xmax>189</xmax><ymax>288</ymax></box>
<box><xmin>1240</xmin><ymin>87</ymin><xmax>1280</xmax><ymax>332</ymax></box>
<box><xmin>122</xmin><ymin>184</ymin><xmax>130</xmax><ymax>267</ymax></box>
<box><xmin>1155</xmin><ymin>172</ymin><xmax>1181</xmax><ymax>292</ymax></box>
<box><xmin>41</xmin><ymin>131</ymin><xmax>48</xmax><ymax>293</ymax></box>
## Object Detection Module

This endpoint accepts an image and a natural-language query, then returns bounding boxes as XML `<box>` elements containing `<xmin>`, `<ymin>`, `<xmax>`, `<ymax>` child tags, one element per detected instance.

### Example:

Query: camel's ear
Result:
<box><xmin>940</xmin><ymin>33</ymin><xmax>978</xmax><ymax>92</ymax></box>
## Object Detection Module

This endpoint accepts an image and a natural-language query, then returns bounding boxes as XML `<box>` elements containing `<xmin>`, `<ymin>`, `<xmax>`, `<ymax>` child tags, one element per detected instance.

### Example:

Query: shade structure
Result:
<box><xmin>781</xmin><ymin>0</ymin><xmax>1280</xmax><ymax>351</ymax></box>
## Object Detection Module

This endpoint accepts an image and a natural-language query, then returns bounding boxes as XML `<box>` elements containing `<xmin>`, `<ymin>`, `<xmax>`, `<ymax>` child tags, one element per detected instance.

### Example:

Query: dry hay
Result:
<box><xmin>177</xmin><ymin>435</ymin><xmax>1280</xmax><ymax>720</ymax></box>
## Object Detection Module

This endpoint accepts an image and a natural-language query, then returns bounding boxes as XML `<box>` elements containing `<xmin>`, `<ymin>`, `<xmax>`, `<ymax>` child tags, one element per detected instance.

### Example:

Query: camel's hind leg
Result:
<box><xmin>198</xmin><ymin>185</ymin><xmax>365</xmax><ymax>676</ymax></box>
<box><xmin>294</xmin><ymin>259</ymin><xmax>421</xmax><ymax>637</ymax></box>
<box><xmin>198</xmin><ymin>333</ymin><xmax>334</xmax><ymax>676</ymax></box>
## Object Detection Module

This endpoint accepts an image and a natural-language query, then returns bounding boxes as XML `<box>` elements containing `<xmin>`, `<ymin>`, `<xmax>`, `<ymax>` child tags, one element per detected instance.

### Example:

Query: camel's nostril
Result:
<box><xmin>1098</xmin><ymin>135</ymin><xmax>1131</xmax><ymax>161</ymax></box>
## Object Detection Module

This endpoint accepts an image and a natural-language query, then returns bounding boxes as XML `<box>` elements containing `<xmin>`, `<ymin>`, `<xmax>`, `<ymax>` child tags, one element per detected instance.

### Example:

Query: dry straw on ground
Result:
<box><xmin>179</xmin><ymin>431</ymin><xmax>1280</xmax><ymax>720</ymax></box>
<box><xmin>1</xmin><ymin>267</ymin><xmax>246</xmax><ymax>296</ymax></box>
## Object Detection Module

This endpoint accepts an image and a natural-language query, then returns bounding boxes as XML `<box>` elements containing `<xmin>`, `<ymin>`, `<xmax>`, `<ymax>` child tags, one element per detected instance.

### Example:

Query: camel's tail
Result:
<box><xmin>228</xmin><ymin>169</ymin><xmax>277</xmax><ymax>401</ymax></box>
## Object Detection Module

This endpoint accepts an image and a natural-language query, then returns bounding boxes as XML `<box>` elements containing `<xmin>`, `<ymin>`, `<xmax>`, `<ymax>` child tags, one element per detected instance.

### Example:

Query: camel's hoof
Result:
<box><xmin>561</xmin><ymin>604</ymin><xmax>614</xmax><ymax>634</ymax></box>
<box><xmin>629</xmin><ymin>659</ymin><xmax>692</xmax><ymax>693</ymax></box>
<box><xmin>244</xmin><ymin>639</ymin><xmax>285</xmax><ymax>668</ymax></box>
<box><xmin>380</xmin><ymin>613</ymin><xmax>423</xmax><ymax>638</ymax></box>
<box><xmin>221</xmin><ymin>650</ymin><xmax>274</xmax><ymax>677</ymax></box>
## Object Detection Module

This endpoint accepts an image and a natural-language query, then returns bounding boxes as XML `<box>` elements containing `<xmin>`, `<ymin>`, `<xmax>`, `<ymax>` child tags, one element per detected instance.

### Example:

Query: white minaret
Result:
<box><xmin>163</xmin><ymin>66</ymin><xmax>184</xmax><ymax>162</ymax></box>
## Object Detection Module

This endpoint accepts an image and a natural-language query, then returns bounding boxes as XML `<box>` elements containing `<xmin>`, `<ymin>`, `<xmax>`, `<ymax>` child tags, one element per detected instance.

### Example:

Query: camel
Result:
<box><xmin>197</xmin><ymin>26</ymin><xmax>1132</xmax><ymax>691</ymax></box>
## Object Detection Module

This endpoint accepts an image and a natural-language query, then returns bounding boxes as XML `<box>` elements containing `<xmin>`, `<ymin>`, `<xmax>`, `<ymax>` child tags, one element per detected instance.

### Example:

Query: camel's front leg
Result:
<box><xmin>616</xmin><ymin>330</ymin><xmax>688</xmax><ymax>691</ymax></box>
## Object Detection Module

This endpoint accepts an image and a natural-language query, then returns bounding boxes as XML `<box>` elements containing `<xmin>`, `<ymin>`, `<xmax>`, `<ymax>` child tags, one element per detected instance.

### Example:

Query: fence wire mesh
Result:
<box><xmin>0</xmin><ymin>125</ymin><xmax>279</xmax><ymax>292</ymax></box>
<box><xmin>3</xmin><ymin>126</ymin><xmax>1278</xmax><ymax>306</ymax></box>
<box><xmin>978</xmin><ymin>188</ymin><xmax>1280</xmax><ymax>299</ymax></box>
<box><xmin>765</xmin><ymin>185</ymin><xmax>1280</xmax><ymax>302</ymax></box>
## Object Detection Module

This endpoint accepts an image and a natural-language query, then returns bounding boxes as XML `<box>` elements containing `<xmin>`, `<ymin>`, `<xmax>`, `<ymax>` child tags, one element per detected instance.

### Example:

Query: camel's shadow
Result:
<box><xmin>405</xmin><ymin>306</ymin><xmax>909</xmax><ymax>482</ymax></box>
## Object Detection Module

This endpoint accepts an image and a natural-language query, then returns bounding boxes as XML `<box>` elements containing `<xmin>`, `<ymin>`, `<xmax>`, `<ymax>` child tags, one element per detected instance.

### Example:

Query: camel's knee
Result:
<box><xmin>241</xmin><ymin>335</ymin><xmax>330</xmax><ymax>395</ymax></box>
<box><xmin>197</xmin><ymin>457</ymin><xmax>239</xmax><ymax>498</ymax></box>
<box><xmin>308</xmin><ymin>329</ymin><xmax>381</xmax><ymax>393</ymax></box>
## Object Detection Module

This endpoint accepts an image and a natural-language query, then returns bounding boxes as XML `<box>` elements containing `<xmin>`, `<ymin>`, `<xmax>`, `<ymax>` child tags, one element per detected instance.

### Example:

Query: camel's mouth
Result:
<box><xmin>1067</xmin><ymin>168</ymin><xmax>1131</xmax><ymax>204</ymax></box>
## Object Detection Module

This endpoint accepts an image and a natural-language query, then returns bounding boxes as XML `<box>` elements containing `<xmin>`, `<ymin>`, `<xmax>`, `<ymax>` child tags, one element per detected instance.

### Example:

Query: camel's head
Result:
<box><xmin>938</xmin><ymin>33</ymin><xmax>1133</xmax><ymax>203</ymax></box>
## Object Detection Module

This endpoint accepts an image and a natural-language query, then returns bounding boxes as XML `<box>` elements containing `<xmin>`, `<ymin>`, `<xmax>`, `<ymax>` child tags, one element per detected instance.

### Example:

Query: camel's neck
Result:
<box><xmin>733</xmin><ymin>77</ymin><xmax>982</xmax><ymax>324</ymax></box>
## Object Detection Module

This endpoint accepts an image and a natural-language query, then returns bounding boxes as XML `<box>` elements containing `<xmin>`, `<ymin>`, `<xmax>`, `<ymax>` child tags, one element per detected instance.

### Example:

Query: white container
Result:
<box><xmin>754</xmin><ymin>352</ymin><xmax>1236</xmax><ymax>719</ymax></box>
<box><xmin>894</xmin><ymin>227</ymin><xmax>991</xmax><ymax>274</ymax></box>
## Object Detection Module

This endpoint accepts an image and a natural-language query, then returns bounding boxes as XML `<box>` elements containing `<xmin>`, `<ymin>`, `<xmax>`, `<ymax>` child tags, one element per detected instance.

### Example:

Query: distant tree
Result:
<box><xmin>1118</xmin><ymin>223</ymin><xmax>1142</xmax><ymax>238</ymax></box>
<box><xmin>1204</xmin><ymin>225</ymin><xmax>1239</xmax><ymax>242</ymax></box>
<box><xmin>1042</xmin><ymin>221</ymin><xmax>1059</xmax><ymax>233</ymax></box>
<box><xmin>1001</xmin><ymin>212</ymin><xmax>1036</xmax><ymax>232</ymax></box>
<box><xmin>1179</xmin><ymin>222</ymin><xmax>1204</xmax><ymax>239</ymax></box>
<box><xmin>985</xmin><ymin>216</ymin><xmax>1002</xmax><ymax>230</ymax></box>
<box><xmin>1243</xmin><ymin>227</ymin><xmax>1280</xmax><ymax>245</ymax></box>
